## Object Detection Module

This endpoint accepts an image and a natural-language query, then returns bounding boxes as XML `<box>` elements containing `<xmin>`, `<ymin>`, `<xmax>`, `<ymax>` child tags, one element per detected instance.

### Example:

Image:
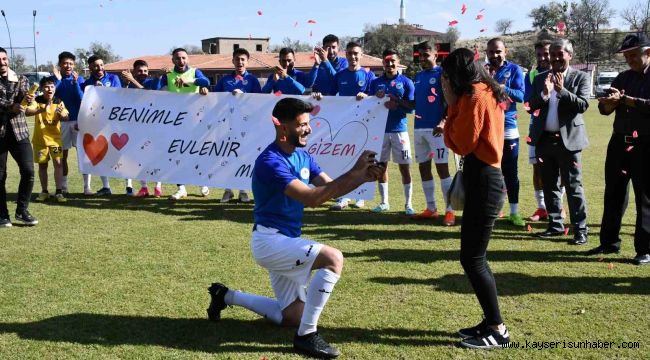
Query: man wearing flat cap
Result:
<box><xmin>587</xmin><ymin>33</ymin><xmax>650</xmax><ymax>265</ymax></box>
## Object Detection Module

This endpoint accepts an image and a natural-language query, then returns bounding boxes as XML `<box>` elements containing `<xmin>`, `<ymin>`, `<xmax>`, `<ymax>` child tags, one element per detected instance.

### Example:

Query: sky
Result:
<box><xmin>0</xmin><ymin>0</ymin><xmax>634</xmax><ymax>67</ymax></box>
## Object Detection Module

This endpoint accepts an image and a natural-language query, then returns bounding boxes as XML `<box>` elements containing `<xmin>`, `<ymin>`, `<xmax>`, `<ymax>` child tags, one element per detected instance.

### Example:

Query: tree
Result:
<box><xmin>269</xmin><ymin>38</ymin><xmax>313</xmax><ymax>52</ymax></box>
<box><xmin>529</xmin><ymin>2</ymin><xmax>568</xmax><ymax>31</ymax></box>
<box><xmin>362</xmin><ymin>23</ymin><xmax>411</xmax><ymax>60</ymax></box>
<box><xmin>75</xmin><ymin>42</ymin><xmax>122</xmax><ymax>70</ymax></box>
<box><xmin>620</xmin><ymin>0</ymin><xmax>650</xmax><ymax>33</ymax></box>
<box><xmin>443</xmin><ymin>27</ymin><xmax>460</xmax><ymax>48</ymax></box>
<box><xmin>567</xmin><ymin>0</ymin><xmax>615</xmax><ymax>62</ymax></box>
<box><xmin>169</xmin><ymin>44</ymin><xmax>204</xmax><ymax>55</ymax></box>
<box><xmin>495</xmin><ymin>19</ymin><xmax>514</xmax><ymax>35</ymax></box>
<box><xmin>11</xmin><ymin>54</ymin><xmax>32</xmax><ymax>74</ymax></box>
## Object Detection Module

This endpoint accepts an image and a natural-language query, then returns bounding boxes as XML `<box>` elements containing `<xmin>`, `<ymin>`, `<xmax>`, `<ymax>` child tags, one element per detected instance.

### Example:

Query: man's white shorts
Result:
<box><xmin>528</xmin><ymin>143</ymin><xmax>537</xmax><ymax>164</ymax></box>
<box><xmin>61</xmin><ymin>121</ymin><xmax>78</xmax><ymax>150</ymax></box>
<box><xmin>413</xmin><ymin>129</ymin><xmax>449</xmax><ymax>164</ymax></box>
<box><xmin>379</xmin><ymin>132</ymin><xmax>411</xmax><ymax>164</ymax></box>
<box><xmin>251</xmin><ymin>224</ymin><xmax>323</xmax><ymax>310</ymax></box>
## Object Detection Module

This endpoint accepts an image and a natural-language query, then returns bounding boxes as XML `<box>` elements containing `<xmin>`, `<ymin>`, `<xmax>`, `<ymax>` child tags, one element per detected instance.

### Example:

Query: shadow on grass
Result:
<box><xmin>371</xmin><ymin>272</ymin><xmax>650</xmax><ymax>296</ymax></box>
<box><xmin>0</xmin><ymin>314</ymin><xmax>455</xmax><ymax>353</ymax></box>
<box><xmin>347</xmin><ymin>248</ymin><xmax>632</xmax><ymax>264</ymax></box>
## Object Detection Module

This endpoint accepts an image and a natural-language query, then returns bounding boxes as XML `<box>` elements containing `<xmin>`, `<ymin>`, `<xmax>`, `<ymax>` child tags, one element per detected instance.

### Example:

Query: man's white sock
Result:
<box><xmin>297</xmin><ymin>268</ymin><xmax>340</xmax><ymax>336</ymax></box>
<box><xmin>510</xmin><ymin>203</ymin><xmax>518</xmax><ymax>215</ymax></box>
<box><xmin>155</xmin><ymin>182</ymin><xmax>162</xmax><ymax>188</ymax></box>
<box><xmin>178</xmin><ymin>185</ymin><xmax>186</xmax><ymax>192</ymax></box>
<box><xmin>83</xmin><ymin>174</ymin><xmax>91</xmax><ymax>189</ymax></box>
<box><xmin>421</xmin><ymin>180</ymin><xmax>436</xmax><ymax>210</ymax></box>
<box><xmin>100</xmin><ymin>176</ymin><xmax>110</xmax><ymax>189</ymax></box>
<box><xmin>535</xmin><ymin>190</ymin><xmax>545</xmax><ymax>209</ymax></box>
<box><xmin>379</xmin><ymin>182</ymin><xmax>389</xmax><ymax>204</ymax></box>
<box><xmin>440</xmin><ymin>176</ymin><xmax>453</xmax><ymax>211</ymax></box>
<box><xmin>403</xmin><ymin>182</ymin><xmax>413</xmax><ymax>208</ymax></box>
<box><xmin>225</xmin><ymin>290</ymin><xmax>283</xmax><ymax>325</ymax></box>
<box><xmin>126</xmin><ymin>178</ymin><xmax>133</xmax><ymax>188</ymax></box>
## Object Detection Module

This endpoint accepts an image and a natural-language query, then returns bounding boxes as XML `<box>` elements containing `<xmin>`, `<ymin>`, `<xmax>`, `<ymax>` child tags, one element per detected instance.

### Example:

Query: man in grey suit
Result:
<box><xmin>529</xmin><ymin>39</ymin><xmax>590</xmax><ymax>245</ymax></box>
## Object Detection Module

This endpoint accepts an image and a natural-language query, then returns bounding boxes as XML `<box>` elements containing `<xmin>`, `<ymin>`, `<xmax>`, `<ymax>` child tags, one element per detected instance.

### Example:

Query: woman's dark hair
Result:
<box><xmin>441</xmin><ymin>48</ymin><xmax>506</xmax><ymax>102</ymax></box>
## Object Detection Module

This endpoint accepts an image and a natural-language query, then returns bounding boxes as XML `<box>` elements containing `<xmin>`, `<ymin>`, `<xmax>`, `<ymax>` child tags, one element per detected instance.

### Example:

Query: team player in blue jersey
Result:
<box><xmin>262</xmin><ymin>48</ymin><xmax>313</xmax><ymax>95</ymax></box>
<box><xmin>121</xmin><ymin>59</ymin><xmax>164</xmax><ymax>198</ymax></box>
<box><xmin>486</xmin><ymin>38</ymin><xmax>526</xmax><ymax>226</ymax></box>
<box><xmin>206</xmin><ymin>98</ymin><xmax>382</xmax><ymax>359</ymax></box>
<box><xmin>325</xmin><ymin>41</ymin><xmax>376</xmax><ymax>210</ymax></box>
<box><xmin>50</xmin><ymin>51</ymin><xmax>89</xmax><ymax>195</ymax></box>
<box><xmin>368</xmin><ymin>49</ymin><xmax>416</xmax><ymax>215</ymax></box>
<box><xmin>410</xmin><ymin>42</ymin><xmax>456</xmax><ymax>226</ymax></box>
<box><xmin>81</xmin><ymin>54</ymin><xmax>124</xmax><ymax>196</ymax></box>
<box><xmin>309</xmin><ymin>34</ymin><xmax>348</xmax><ymax>96</ymax></box>
<box><xmin>213</xmin><ymin>48</ymin><xmax>261</xmax><ymax>204</ymax></box>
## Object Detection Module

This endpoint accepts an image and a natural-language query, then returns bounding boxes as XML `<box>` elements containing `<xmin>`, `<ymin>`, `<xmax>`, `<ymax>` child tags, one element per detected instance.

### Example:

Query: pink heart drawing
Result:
<box><xmin>308</xmin><ymin>117</ymin><xmax>369</xmax><ymax>170</ymax></box>
<box><xmin>111</xmin><ymin>133</ymin><xmax>129</xmax><ymax>151</ymax></box>
<box><xmin>311</xmin><ymin>104</ymin><xmax>321</xmax><ymax>116</ymax></box>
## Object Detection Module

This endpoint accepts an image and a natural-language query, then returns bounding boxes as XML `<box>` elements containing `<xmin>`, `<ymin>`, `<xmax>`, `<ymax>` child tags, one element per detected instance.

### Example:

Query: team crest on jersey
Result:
<box><xmin>300</xmin><ymin>168</ymin><xmax>310</xmax><ymax>180</ymax></box>
<box><xmin>429</xmin><ymin>77</ymin><xmax>437</xmax><ymax>85</ymax></box>
<box><xmin>504</xmin><ymin>71</ymin><xmax>511</xmax><ymax>79</ymax></box>
<box><xmin>242</xmin><ymin>80</ymin><xmax>248</xmax><ymax>85</ymax></box>
<box><xmin>104</xmin><ymin>82</ymin><xmax>111</xmax><ymax>86</ymax></box>
<box><xmin>396</xmin><ymin>82</ymin><xmax>404</xmax><ymax>90</ymax></box>
<box><xmin>358</xmin><ymin>80</ymin><xmax>365</xmax><ymax>87</ymax></box>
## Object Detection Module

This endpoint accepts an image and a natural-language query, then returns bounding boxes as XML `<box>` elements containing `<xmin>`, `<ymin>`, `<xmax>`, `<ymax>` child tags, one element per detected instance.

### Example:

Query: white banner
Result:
<box><xmin>77</xmin><ymin>87</ymin><xmax>388</xmax><ymax>199</ymax></box>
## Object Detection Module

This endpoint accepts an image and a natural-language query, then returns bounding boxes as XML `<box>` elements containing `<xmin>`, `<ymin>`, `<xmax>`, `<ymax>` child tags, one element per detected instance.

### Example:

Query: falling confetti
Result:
<box><xmin>429</xmin><ymin>151</ymin><xmax>435</xmax><ymax>158</ymax></box>
<box><xmin>257</xmin><ymin>10</ymin><xmax>263</xmax><ymax>15</ymax></box>
<box><xmin>309</xmin><ymin>30</ymin><xmax>313</xmax><ymax>37</ymax></box>
<box><xmin>526</xmin><ymin>136</ymin><xmax>532</xmax><ymax>144</ymax></box>
<box><xmin>498</xmin><ymin>102</ymin><xmax>507</xmax><ymax>110</ymax></box>
<box><xmin>307</xmin><ymin>19</ymin><xmax>317</xmax><ymax>24</ymax></box>
<box><xmin>538</xmin><ymin>158</ymin><xmax>544</xmax><ymax>163</ymax></box>
<box><xmin>415</xmin><ymin>114</ymin><xmax>422</xmax><ymax>119</ymax></box>
<box><xmin>431</xmin><ymin>87</ymin><xmax>437</xmax><ymax>95</ymax></box>
<box><xmin>622</xmin><ymin>170</ymin><xmax>627</xmax><ymax>175</ymax></box>
<box><xmin>632</xmin><ymin>130</ymin><xmax>638</xmax><ymax>138</ymax></box>
<box><xmin>523</xmin><ymin>102</ymin><xmax>531</xmax><ymax>111</ymax></box>
<box><xmin>274</xmin><ymin>91</ymin><xmax>282</xmax><ymax>96</ymax></box>
<box><xmin>564</xmin><ymin>228</ymin><xmax>569</xmax><ymax>236</ymax></box>
<box><xmin>294</xmin><ymin>21</ymin><xmax>298</xmax><ymax>27</ymax></box>
<box><xmin>533</xmin><ymin>109</ymin><xmax>541</xmax><ymax>117</ymax></box>
<box><xmin>390</xmin><ymin>81</ymin><xmax>396</xmax><ymax>87</ymax></box>
<box><xmin>480</xmin><ymin>28</ymin><xmax>487</xmax><ymax>32</ymax></box>
<box><xmin>607</xmin><ymin>263</ymin><xmax>615</xmax><ymax>270</ymax></box>
<box><xmin>271</xmin><ymin>116</ymin><xmax>281</xmax><ymax>125</ymax></box>
<box><xmin>36</xmin><ymin>31</ymin><xmax>40</xmax><ymax>36</ymax></box>
<box><xmin>427</xmin><ymin>95</ymin><xmax>436</xmax><ymax>103</ymax></box>
<box><xmin>400</xmin><ymin>139</ymin><xmax>405</xmax><ymax>144</ymax></box>
<box><xmin>479</xmin><ymin>8</ymin><xmax>485</xmax><ymax>12</ymax></box>
<box><xmin>448</xmin><ymin>20</ymin><xmax>459</xmax><ymax>26</ymax></box>
<box><xmin>573</xmin><ymin>161</ymin><xmax>581</xmax><ymax>168</ymax></box>
<box><xmin>626</xmin><ymin>146</ymin><xmax>634</xmax><ymax>152</ymax></box>
<box><xmin>461</xmin><ymin>4</ymin><xmax>467</xmax><ymax>14</ymax></box>
<box><xmin>527</xmin><ymin>224</ymin><xmax>532</xmax><ymax>232</ymax></box>
<box><xmin>476</xmin><ymin>14</ymin><xmax>484</xmax><ymax>20</ymax></box>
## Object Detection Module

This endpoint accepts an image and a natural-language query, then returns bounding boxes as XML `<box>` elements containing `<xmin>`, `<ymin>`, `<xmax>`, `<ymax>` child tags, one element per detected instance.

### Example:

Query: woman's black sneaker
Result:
<box><xmin>458</xmin><ymin>318</ymin><xmax>488</xmax><ymax>339</ymax></box>
<box><xmin>459</xmin><ymin>326</ymin><xmax>510</xmax><ymax>349</ymax></box>
<box><xmin>15</xmin><ymin>210</ymin><xmax>38</xmax><ymax>225</ymax></box>
<box><xmin>293</xmin><ymin>332</ymin><xmax>340</xmax><ymax>359</ymax></box>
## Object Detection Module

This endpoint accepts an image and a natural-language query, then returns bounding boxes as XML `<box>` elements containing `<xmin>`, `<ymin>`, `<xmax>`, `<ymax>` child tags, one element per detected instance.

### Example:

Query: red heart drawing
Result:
<box><xmin>83</xmin><ymin>133</ymin><xmax>108</xmax><ymax>166</ymax></box>
<box><xmin>311</xmin><ymin>104</ymin><xmax>321</xmax><ymax>116</ymax></box>
<box><xmin>427</xmin><ymin>95</ymin><xmax>436</xmax><ymax>103</ymax></box>
<box><xmin>111</xmin><ymin>133</ymin><xmax>129</xmax><ymax>150</ymax></box>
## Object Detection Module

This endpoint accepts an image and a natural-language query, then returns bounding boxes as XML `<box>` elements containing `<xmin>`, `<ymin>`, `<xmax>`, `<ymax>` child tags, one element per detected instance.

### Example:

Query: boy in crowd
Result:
<box><xmin>411</xmin><ymin>42</ymin><xmax>455</xmax><ymax>225</ymax></box>
<box><xmin>212</xmin><ymin>48</ymin><xmax>261</xmax><ymax>203</ymax></box>
<box><xmin>369</xmin><ymin>49</ymin><xmax>415</xmax><ymax>215</ymax></box>
<box><xmin>121</xmin><ymin>59</ymin><xmax>163</xmax><ymax>197</ymax></box>
<box><xmin>24</xmin><ymin>77</ymin><xmax>69</xmax><ymax>202</ymax></box>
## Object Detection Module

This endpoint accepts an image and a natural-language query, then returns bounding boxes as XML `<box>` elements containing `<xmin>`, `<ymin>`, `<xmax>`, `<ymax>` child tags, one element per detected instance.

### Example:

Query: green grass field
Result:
<box><xmin>0</xmin><ymin>100</ymin><xmax>648</xmax><ymax>359</ymax></box>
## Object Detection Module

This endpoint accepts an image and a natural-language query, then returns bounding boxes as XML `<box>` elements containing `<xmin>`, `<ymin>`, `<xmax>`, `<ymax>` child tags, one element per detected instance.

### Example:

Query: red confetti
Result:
<box><xmin>373</xmin><ymin>136</ymin><xmax>379</xmax><ymax>141</ymax></box>
<box><xmin>274</xmin><ymin>91</ymin><xmax>282</xmax><ymax>96</ymax></box>
<box><xmin>461</xmin><ymin>4</ymin><xmax>467</xmax><ymax>14</ymax></box>
<box><xmin>307</xmin><ymin>19</ymin><xmax>317</xmax><ymax>24</ymax></box>
<box><xmin>257</xmin><ymin>10</ymin><xmax>263</xmax><ymax>15</ymax></box>
<box><xmin>448</xmin><ymin>20</ymin><xmax>459</xmax><ymax>26</ymax></box>
<box><xmin>527</xmin><ymin>224</ymin><xmax>532</xmax><ymax>232</ymax></box>
<box><xmin>400</xmin><ymin>139</ymin><xmax>405</xmax><ymax>144</ymax></box>
<box><xmin>523</xmin><ymin>102</ymin><xmax>530</xmax><ymax>111</ymax></box>
<box><xmin>498</xmin><ymin>102</ymin><xmax>507</xmax><ymax>110</ymax></box>
<box><xmin>480</xmin><ymin>28</ymin><xmax>487</xmax><ymax>32</ymax></box>
<box><xmin>271</xmin><ymin>116</ymin><xmax>281</xmax><ymax>126</ymax></box>
<box><xmin>533</xmin><ymin>109</ymin><xmax>541</xmax><ymax>117</ymax></box>
<box><xmin>608</xmin><ymin>263</ymin><xmax>615</xmax><ymax>270</ymax></box>
<box><xmin>390</xmin><ymin>81</ymin><xmax>396</xmax><ymax>87</ymax></box>
<box><xmin>427</xmin><ymin>95</ymin><xmax>436</xmax><ymax>103</ymax></box>
<box><xmin>564</xmin><ymin>228</ymin><xmax>570</xmax><ymax>236</ymax></box>
<box><xmin>476</xmin><ymin>14</ymin><xmax>484</xmax><ymax>20</ymax></box>
<box><xmin>316</xmin><ymin>121</ymin><xmax>321</xmax><ymax>128</ymax></box>
<box><xmin>310</xmin><ymin>104</ymin><xmax>321</xmax><ymax>116</ymax></box>
<box><xmin>632</xmin><ymin>130</ymin><xmax>638</xmax><ymax>138</ymax></box>
<box><xmin>235</xmin><ymin>75</ymin><xmax>243</xmax><ymax>81</ymax></box>
<box><xmin>526</xmin><ymin>136</ymin><xmax>532</xmax><ymax>144</ymax></box>
<box><xmin>429</xmin><ymin>151</ymin><xmax>435</xmax><ymax>158</ymax></box>
<box><xmin>573</xmin><ymin>161</ymin><xmax>581</xmax><ymax>168</ymax></box>
<box><xmin>626</xmin><ymin>146</ymin><xmax>634</xmax><ymax>152</ymax></box>
<box><xmin>431</xmin><ymin>87</ymin><xmax>437</xmax><ymax>95</ymax></box>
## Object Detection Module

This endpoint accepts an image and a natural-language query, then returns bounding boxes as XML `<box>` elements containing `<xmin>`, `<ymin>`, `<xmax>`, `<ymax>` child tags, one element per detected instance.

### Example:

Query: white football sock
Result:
<box><xmin>421</xmin><ymin>179</ymin><xmax>436</xmax><ymax>210</ymax></box>
<box><xmin>178</xmin><ymin>185</ymin><xmax>186</xmax><ymax>192</ymax></box>
<box><xmin>403</xmin><ymin>182</ymin><xmax>413</xmax><ymax>208</ymax></box>
<box><xmin>535</xmin><ymin>190</ymin><xmax>545</xmax><ymax>209</ymax></box>
<box><xmin>440</xmin><ymin>176</ymin><xmax>453</xmax><ymax>211</ymax></box>
<box><xmin>510</xmin><ymin>203</ymin><xmax>518</xmax><ymax>215</ymax></box>
<box><xmin>155</xmin><ymin>182</ymin><xmax>162</xmax><ymax>188</ymax></box>
<box><xmin>225</xmin><ymin>290</ymin><xmax>282</xmax><ymax>325</ymax></box>
<box><xmin>126</xmin><ymin>178</ymin><xmax>133</xmax><ymax>188</ymax></box>
<box><xmin>297</xmin><ymin>268</ymin><xmax>340</xmax><ymax>336</ymax></box>
<box><xmin>101</xmin><ymin>176</ymin><xmax>110</xmax><ymax>189</ymax></box>
<box><xmin>379</xmin><ymin>182</ymin><xmax>389</xmax><ymax>204</ymax></box>
<box><xmin>83</xmin><ymin>174</ymin><xmax>91</xmax><ymax>189</ymax></box>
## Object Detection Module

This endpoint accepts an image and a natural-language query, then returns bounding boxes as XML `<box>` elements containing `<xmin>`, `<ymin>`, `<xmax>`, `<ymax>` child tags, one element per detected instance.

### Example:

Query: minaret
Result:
<box><xmin>399</xmin><ymin>0</ymin><xmax>406</xmax><ymax>25</ymax></box>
